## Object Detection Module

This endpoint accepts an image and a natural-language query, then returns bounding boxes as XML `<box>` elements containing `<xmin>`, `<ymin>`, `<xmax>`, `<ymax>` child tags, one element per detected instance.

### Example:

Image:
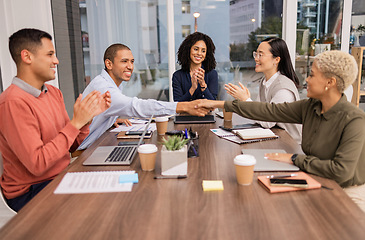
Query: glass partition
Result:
<box><xmin>173</xmin><ymin>0</ymin><xmax>282</xmax><ymax>100</ymax></box>
<box><xmin>350</xmin><ymin>0</ymin><xmax>365</xmax><ymax>107</ymax></box>
<box><xmin>80</xmin><ymin>0</ymin><xmax>169</xmax><ymax>100</ymax></box>
<box><xmin>79</xmin><ymin>0</ymin><xmax>285</xmax><ymax>101</ymax></box>
<box><xmin>295</xmin><ymin>0</ymin><xmax>344</xmax><ymax>99</ymax></box>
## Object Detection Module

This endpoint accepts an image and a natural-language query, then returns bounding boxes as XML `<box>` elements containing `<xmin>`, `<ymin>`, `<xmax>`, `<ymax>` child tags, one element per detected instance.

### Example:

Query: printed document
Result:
<box><xmin>54</xmin><ymin>171</ymin><xmax>135</xmax><ymax>194</ymax></box>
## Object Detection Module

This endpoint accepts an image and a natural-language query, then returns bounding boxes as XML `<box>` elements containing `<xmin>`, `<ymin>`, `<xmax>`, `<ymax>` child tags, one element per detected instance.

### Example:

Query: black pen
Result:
<box><xmin>321</xmin><ymin>185</ymin><xmax>333</xmax><ymax>190</ymax></box>
<box><xmin>154</xmin><ymin>175</ymin><xmax>187</xmax><ymax>179</ymax></box>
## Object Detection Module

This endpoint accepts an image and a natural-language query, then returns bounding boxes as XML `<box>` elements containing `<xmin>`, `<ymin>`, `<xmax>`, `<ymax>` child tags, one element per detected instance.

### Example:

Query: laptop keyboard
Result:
<box><xmin>105</xmin><ymin>146</ymin><xmax>135</xmax><ymax>162</ymax></box>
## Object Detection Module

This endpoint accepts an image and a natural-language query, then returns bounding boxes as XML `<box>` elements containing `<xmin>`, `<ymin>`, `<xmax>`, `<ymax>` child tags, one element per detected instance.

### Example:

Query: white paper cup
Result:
<box><xmin>234</xmin><ymin>154</ymin><xmax>256</xmax><ymax>185</ymax></box>
<box><xmin>155</xmin><ymin>116</ymin><xmax>169</xmax><ymax>135</ymax></box>
<box><xmin>138</xmin><ymin>144</ymin><xmax>158</xmax><ymax>171</ymax></box>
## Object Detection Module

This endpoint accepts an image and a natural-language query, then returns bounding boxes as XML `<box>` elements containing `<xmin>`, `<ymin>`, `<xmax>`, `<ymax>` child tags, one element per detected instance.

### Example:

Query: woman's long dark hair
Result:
<box><xmin>177</xmin><ymin>32</ymin><xmax>216</xmax><ymax>72</ymax></box>
<box><xmin>262</xmin><ymin>37</ymin><xmax>299</xmax><ymax>87</ymax></box>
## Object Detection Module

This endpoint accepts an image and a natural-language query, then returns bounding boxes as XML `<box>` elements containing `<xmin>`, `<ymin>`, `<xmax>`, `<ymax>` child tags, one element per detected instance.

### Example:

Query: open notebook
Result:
<box><xmin>211</xmin><ymin>128</ymin><xmax>279</xmax><ymax>145</ymax></box>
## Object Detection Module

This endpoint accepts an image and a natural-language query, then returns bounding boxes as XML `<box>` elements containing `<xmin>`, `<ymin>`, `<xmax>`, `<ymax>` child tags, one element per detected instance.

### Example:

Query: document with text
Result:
<box><xmin>54</xmin><ymin>171</ymin><xmax>136</xmax><ymax>194</ymax></box>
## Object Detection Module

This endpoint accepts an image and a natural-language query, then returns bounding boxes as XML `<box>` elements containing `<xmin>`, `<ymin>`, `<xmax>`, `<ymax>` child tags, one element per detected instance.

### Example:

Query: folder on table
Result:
<box><xmin>257</xmin><ymin>172</ymin><xmax>321</xmax><ymax>193</ymax></box>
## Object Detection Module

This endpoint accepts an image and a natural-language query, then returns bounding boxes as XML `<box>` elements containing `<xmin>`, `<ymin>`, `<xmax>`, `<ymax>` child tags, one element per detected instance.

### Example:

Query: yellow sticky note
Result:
<box><xmin>202</xmin><ymin>180</ymin><xmax>224</xmax><ymax>191</ymax></box>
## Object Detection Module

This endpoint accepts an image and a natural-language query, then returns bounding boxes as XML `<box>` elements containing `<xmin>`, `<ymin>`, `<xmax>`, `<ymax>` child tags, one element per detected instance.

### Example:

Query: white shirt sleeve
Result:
<box><xmin>78</xmin><ymin>73</ymin><xmax>178</xmax><ymax>150</ymax></box>
<box><xmin>256</xmin><ymin>89</ymin><xmax>296</xmax><ymax>129</ymax></box>
<box><xmin>105</xmin><ymin>86</ymin><xmax>177</xmax><ymax>118</ymax></box>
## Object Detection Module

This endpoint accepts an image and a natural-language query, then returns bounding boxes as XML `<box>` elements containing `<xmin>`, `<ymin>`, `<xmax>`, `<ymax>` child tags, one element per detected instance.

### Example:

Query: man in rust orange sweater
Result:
<box><xmin>0</xmin><ymin>28</ymin><xmax>111</xmax><ymax>212</ymax></box>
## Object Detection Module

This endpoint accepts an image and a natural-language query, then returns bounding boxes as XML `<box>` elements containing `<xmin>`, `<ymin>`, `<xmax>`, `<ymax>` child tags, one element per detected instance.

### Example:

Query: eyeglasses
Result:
<box><xmin>253</xmin><ymin>51</ymin><xmax>264</xmax><ymax>59</ymax></box>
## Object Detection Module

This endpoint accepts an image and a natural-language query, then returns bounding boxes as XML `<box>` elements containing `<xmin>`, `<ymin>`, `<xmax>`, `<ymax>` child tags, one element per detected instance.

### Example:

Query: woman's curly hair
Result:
<box><xmin>177</xmin><ymin>32</ymin><xmax>216</xmax><ymax>72</ymax></box>
<box><xmin>315</xmin><ymin>50</ymin><xmax>358</xmax><ymax>93</ymax></box>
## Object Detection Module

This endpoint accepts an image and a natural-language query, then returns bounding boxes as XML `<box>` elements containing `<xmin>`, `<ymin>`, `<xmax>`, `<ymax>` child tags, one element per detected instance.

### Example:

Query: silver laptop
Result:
<box><xmin>83</xmin><ymin>115</ymin><xmax>153</xmax><ymax>166</ymax></box>
<box><xmin>241</xmin><ymin>149</ymin><xmax>299</xmax><ymax>172</ymax></box>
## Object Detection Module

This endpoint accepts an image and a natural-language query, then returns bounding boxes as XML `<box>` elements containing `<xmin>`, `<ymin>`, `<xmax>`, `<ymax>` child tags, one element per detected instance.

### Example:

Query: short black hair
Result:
<box><xmin>9</xmin><ymin>28</ymin><xmax>52</xmax><ymax>65</ymax></box>
<box><xmin>104</xmin><ymin>43</ymin><xmax>131</xmax><ymax>70</ymax></box>
<box><xmin>262</xmin><ymin>37</ymin><xmax>299</xmax><ymax>87</ymax></box>
<box><xmin>177</xmin><ymin>32</ymin><xmax>216</xmax><ymax>72</ymax></box>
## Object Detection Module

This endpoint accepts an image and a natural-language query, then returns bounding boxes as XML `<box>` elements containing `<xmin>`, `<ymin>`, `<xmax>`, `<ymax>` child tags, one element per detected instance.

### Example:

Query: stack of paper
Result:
<box><xmin>54</xmin><ymin>171</ymin><xmax>137</xmax><ymax>194</ymax></box>
<box><xmin>110</xmin><ymin>121</ymin><xmax>157</xmax><ymax>133</ymax></box>
<box><xmin>233</xmin><ymin>128</ymin><xmax>278</xmax><ymax>140</ymax></box>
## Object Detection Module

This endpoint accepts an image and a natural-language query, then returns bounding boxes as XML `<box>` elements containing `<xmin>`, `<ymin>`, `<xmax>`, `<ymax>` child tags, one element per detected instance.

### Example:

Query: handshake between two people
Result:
<box><xmin>177</xmin><ymin>99</ymin><xmax>225</xmax><ymax>116</ymax></box>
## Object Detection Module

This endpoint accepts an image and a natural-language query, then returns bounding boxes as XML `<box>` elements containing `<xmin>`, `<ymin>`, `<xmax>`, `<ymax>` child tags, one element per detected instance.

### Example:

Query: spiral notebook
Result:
<box><xmin>211</xmin><ymin>128</ymin><xmax>279</xmax><ymax>144</ymax></box>
<box><xmin>210</xmin><ymin>128</ymin><xmax>235</xmax><ymax>137</ymax></box>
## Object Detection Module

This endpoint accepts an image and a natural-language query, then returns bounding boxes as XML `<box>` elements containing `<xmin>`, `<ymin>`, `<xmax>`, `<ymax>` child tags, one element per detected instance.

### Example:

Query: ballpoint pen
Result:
<box><xmin>189</xmin><ymin>127</ymin><xmax>196</xmax><ymax>138</ymax></box>
<box><xmin>321</xmin><ymin>185</ymin><xmax>333</xmax><ymax>190</ymax></box>
<box><xmin>190</xmin><ymin>140</ymin><xmax>198</xmax><ymax>156</ymax></box>
<box><xmin>266</xmin><ymin>174</ymin><xmax>298</xmax><ymax>179</ymax></box>
<box><xmin>184</xmin><ymin>128</ymin><xmax>189</xmax><ymax>139</ymax></box>
<box><xmin>154</xmin><ymin>175</ymin><xmax>187</xmax><ymax>179</ymax></box>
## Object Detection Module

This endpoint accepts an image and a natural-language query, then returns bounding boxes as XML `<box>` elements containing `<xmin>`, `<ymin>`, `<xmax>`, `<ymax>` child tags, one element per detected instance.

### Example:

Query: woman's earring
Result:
<box><xmin>325</xmin><ymin>87</ymin><xmax>328</xmax><ymax>91</ymax></box>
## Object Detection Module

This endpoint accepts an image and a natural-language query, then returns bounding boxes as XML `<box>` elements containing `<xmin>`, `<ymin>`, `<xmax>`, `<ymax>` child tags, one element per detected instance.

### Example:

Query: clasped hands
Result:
<box><xmin>190</xmin><ymin>68</ymin><xmax>206</xmax><ymax>93</ymax></box>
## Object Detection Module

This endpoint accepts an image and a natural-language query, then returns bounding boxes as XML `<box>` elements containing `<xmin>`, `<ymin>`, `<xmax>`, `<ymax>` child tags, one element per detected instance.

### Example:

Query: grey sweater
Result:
<box><xmin>257</xmin><ymin>74</ymin><xmax>302</xmax><ymax>144</ymax></box>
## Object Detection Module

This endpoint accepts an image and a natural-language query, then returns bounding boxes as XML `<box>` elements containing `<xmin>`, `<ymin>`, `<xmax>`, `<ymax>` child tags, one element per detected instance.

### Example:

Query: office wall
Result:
<box><xmin>0</xmin><ymin>0</ymin><xmax>85</xmax><ymax>116</ymax></box>
<box><xmin>51</xmin><ymin>0</ymin><xmax>85</xmax><ymax>116</ymax></box>
<box><xmin>0</xmin><ymin>0</ymin><xmax>58</xmax><ymax>90</ymax></box>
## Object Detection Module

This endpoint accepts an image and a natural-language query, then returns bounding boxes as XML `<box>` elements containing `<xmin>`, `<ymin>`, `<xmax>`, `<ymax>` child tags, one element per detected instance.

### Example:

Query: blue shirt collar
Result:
<box><xmin>100</xmin><ymin>69</ymin><xmax>123</xmax><ymax>90</ymax></box>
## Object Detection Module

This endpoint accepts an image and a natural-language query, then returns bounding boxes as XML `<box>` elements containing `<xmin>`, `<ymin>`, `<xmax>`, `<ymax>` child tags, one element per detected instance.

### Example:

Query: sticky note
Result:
<box><xmin>119</xmin><ymin>173</ymin><xmax>139</xmax><ymax>184</ymax></box>
<box><xmin>202</xmin><ymin>180</ymin><xmax>224</xmax><ymax>191</ymax></box>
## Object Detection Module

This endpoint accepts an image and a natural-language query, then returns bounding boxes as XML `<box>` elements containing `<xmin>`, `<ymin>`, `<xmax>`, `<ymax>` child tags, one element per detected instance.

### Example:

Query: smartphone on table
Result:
<box><xmin>219</xmin><ymin>123</ymin><xmax>259</xmax><ymax>132</ymax></box>
<box><xmin>125</xmin><ymin>131</ymin><xmax>152</xmax><ymax>136</ymax></box>
<box><xmin>269</xmin><ymin>178</ymin><xmax>308</xmax><ymax>188</ymax></box>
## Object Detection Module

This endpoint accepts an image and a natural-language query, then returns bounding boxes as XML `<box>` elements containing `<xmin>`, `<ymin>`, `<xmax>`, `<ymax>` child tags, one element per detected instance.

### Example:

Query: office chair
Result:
<box><xmin>0</xmin><ymin>153</ymin><xmax>17</xmax><ymax>219</ymax></box>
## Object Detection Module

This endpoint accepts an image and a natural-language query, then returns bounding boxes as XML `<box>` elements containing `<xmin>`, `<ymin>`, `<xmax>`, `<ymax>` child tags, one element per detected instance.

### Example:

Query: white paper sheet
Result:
<box><xmin>54</xmin><ymin>171</ymin><xmax>135</xmax><ymax>194</ymax></box>
<box><xmin>110</xmin><ymin>123</ymin><xmax>157</xmax><ymax>133</ymax></box>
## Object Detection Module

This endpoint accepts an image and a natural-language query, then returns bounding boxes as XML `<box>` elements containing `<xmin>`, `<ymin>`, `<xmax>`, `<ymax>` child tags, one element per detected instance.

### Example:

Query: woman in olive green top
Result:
<box><xmin>197</xmin><ymin>51</ymin><xmax>365</xmax><ymax>207</ymax></box>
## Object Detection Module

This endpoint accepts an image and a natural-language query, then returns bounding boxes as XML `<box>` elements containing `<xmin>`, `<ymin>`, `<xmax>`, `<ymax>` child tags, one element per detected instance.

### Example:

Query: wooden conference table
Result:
<box><xmin>1</xmin><ymin>114</ymin><xmax>365</xmax><ymax>240</ymax></box>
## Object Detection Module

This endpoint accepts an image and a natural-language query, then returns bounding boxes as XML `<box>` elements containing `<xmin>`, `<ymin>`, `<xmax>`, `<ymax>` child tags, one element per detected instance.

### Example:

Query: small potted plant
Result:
<box><xmin>160</xmin><ymin>135</ymin><xmax>189</xmax><ymax>176</ymax></box>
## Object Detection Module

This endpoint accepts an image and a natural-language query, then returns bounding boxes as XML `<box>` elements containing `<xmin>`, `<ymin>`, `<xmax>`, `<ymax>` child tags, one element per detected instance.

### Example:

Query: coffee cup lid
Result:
<box><xmin>138</xmin><ymin>144</ymin><xmax>157</xmax><ymax>154</ymax></box>
<box><xmin>155</xmin><ymin>116</ymin><xmax>169</xmax><ymax>122</ymax></box>
<box><xmin>234</xmin><ymin>154</ymin><xmax>256</xmax><ymax>166</ymax></box>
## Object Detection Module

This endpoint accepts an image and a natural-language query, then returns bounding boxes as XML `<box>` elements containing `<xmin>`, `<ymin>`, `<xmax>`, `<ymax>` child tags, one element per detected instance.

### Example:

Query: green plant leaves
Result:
<box><xmin>161</xmin><ymin>135</ymin><xmax>189</xmax><ymax>151</ymax></box>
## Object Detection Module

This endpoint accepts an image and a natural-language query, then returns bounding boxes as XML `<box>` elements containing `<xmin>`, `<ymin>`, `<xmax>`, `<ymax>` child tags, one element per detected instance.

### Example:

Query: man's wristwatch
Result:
<box><xmin>291</xmin><ymin>154</ymin><xmax>298</xmax><ymax>164</ymax></box>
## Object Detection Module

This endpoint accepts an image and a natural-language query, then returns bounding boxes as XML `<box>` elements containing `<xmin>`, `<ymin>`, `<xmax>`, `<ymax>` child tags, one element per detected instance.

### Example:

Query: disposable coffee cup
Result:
<box><xmin>155</xmin><ymin>116</ymin><xmax>169</xmax><ymax>135</ymax></box>
<box><xmin>234</xmin><ymin>154</ymin><xmax>256</xmax><ymax>185</ymax></box>
<box><xmin>223</xmin><ymin>109</ymin><xmax>233</xmax><ymax>121</ymax></box>
<box><xmin>223</xmin><ymin>120</ymin><xmax>233</xmax><ymax>129</ymax></box>
<box><xmin>138</xmin><ymin>144</ymin><xmax>158</xmax><ymax>171</ymax></box>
